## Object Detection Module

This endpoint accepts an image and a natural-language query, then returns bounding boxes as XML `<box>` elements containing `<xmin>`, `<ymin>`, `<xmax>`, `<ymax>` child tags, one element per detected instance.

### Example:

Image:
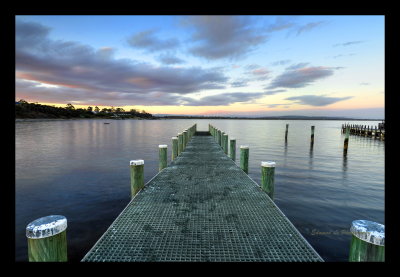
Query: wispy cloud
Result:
<box><xmin>333</xmin><ymin>41</ymin><xmax>364</xmax><ymax>47</ymax></box>
<box><xmin>285</xmin><ymin>95</ymin><xmax>353</xmax><ymax>106</ymax></box>
<box><xmin>264</xmin><ymin>89</ymin><xmax>287</xmax><ymax>95</ymax></box>
<box><xmin>157</xmin><ymin>53</ymin><xmax>185</xmax><ymax>65</ymax></box>
<box><xmin>266</xmin><ymin>16</ymin><xmax>296</xmax><ymax>32</ymax></box>
<box><xmin>271</xmin><ymin>59</ymin><xmax>291</xmax><ymax>66</ymax></box>
<box><xmin>296</xmin><ymin>21</ymin><xmax>326</xmax><ymax>35</ymax></box>
<box><xmin>267</xmin><ymin>65</ymin><xmax>341</xmax><ymax>89</ymax></box>
<box><xmin>181</xmin><ymin>16</ymin><xmax>268</xmax><ymax>60</ymax></box>
<box><xmin>127</xmin><ymin>29</ymin><xmax>180</xmax><ymax>52</ymax></box>
<box><xmin>181</xmin><ymin>92</ymin><xmax>266</xmax><ymax>106</ymax></box>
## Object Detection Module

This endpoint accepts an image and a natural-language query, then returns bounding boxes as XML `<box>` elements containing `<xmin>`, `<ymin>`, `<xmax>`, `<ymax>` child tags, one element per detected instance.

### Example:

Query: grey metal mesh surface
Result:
<box><xmin>82</xmin><ymin>134</ymin><xmax>323</xmax><ymax>262</ymax></box>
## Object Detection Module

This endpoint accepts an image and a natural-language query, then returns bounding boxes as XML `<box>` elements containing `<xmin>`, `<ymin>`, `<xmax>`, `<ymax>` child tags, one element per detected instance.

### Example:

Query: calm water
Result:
<box><xmin>15</xmin><ymin>119</ymin><xmax>384</xmax><ymax>262</ymax></box>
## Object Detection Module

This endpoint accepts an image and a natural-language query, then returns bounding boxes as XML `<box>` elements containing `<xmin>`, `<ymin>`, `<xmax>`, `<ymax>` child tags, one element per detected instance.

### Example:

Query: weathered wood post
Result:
<box><xmin>223</xmin><ymin>133</ymin><xmax>228</xmax><ymax>154</ymax></box>
<box><xmin>159</xmin><ymin>145</ymin><xmax>167</xmax><ymax>171</ymax></box>
<box><xmin>285</xmin><ymin>124</ymin><xmax>289</xmax><ymax>141</ymax></box>
<box><xmin>26</xmin><ymin>215</ymin><xmax>68</xmax><ymax>262</ymax></box>
<box><xmin>178</xmin><ymin>133</ymin><xmax>183</xmax><ymax>155</ymax></box>
<box><xmin>130</xmin><ymin>159</ymin><xmax>144</xmax><ymax>197</ymax></box>
<box><xmin>172</xmin><ymin>137</ymin><xmax>178</xmax><ymax>161</ymax></box>
<box><xmin>261</xmin><ymin>161</ymin><xmax>276</xmax><ymax>200</ymax></box>
<box><xmin>218</xmin><ymin>130</ymin><xmax>222</xmax><ymax>146</ymax></box>
<box><xmin>310</xmin><ymin>126</ymin><xmax>315</xmax><ymax>146</ymax></box>
<box><xmin>229</xmin><ymin>138</ymin><xmax>236</xmax><ymax>161</ymax></box>
<box><xmin>240</xmin><ymin>145</ymin><xmax>249</xmax><ymax>174</ymax></box>
<box><xmin>183</xmin><ymin>130</ymin><xmax>188</xmax><ymax>149</ymax></box>
<box><xmin>343</xmin><ymin>126</ymin><xmax>350</xmax><ymax>156</ymax></box>
<box><xmin>349</xmin><ymin>220</ymin><xmax>385</xmax><ymax>262</ymax></box>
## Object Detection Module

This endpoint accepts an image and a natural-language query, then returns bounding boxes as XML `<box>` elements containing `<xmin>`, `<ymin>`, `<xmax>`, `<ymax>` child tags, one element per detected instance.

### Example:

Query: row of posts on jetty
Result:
<box><xmin>24</xmin><ymin>123</ymin><xmax>384</xmax><ymax>262</ymax></box>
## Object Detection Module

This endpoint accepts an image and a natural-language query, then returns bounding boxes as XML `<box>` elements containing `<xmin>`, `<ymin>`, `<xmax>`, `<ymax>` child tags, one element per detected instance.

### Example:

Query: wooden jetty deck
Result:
<box><xmin>81</xmin><ymin>131</ymin><xmax>323</xmax><ymax>262</ymax></box>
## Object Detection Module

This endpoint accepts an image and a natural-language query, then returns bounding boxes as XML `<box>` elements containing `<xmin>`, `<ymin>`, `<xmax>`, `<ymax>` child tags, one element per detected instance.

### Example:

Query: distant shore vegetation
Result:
<box><xmin>15</xmin><ymin>100</ymin><xmax>154</xmax><ymax>119</ymax></box>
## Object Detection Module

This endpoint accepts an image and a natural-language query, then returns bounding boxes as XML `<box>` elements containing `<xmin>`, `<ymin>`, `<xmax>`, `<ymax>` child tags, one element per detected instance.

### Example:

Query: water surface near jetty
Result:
<box><xmin>15</xmin><ymin>119</ymin><xmax>384</xmax><ymax>262</ymax></box>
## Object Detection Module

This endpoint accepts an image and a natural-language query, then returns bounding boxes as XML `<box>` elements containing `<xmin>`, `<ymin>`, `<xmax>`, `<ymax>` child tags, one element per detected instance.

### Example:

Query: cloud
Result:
<box><xmin>157</xmin><ymin>53</ymin><xmax>185</xmax><ymax>65</ymax></box>
<box><xmin>360</xmin><ymin>82</ymin><xmax>370</xmax><ymax>86</ymax></box>
<box><xmin>266</xmin><ymin>16</ymin><xmax>296</xmax><ymax>32</ymax></box>
<box><xmin>182</xmin><ymin>16</ymin><xmax>268</xmax><ymax>60</ymax></box>
<box><xmin>333</xmin><ymin>41</ymin><xmax>364</xmax><ymax>47</ymax></box>
<box><xmin>230</xmin><ymin>79</ymin><xmax>249</xmax><ymax>88</ymax></box>
<box><xmin>267</xmin><ymin>65</ymin><xmax>340</xmax><ymax>89</ymax></box>
<box><xmin>15</xmin><ymin>20</ymin><xmax>229</xmax><ymax>106</ymax></box>
<box><xmin>127</xmin><ymin>29</ymin><xmax>179</xmax><ymax>52</ymax></box>
<box><xmin>296</xmin><ymin>21</ymin><xmax>326</xmax><ymax>35</ymax></box>
<box><xmin>271</xmin><ymin>59</ymin><xmax>291</xmax><ymax>66</ymax></box>
<box><xmin>285</xmin><ymin>95</ymin><xmax>353</xmax><ymax>106</ymax></box>
<box><xmin>264</xmin><ymin>89</ymin><xmax>287</xmax><ymax>95</ymax></box>
<box><xmin>181</xmin><ymin>92</ymin><xmax>266</xmax><ymax>106</ymax></box>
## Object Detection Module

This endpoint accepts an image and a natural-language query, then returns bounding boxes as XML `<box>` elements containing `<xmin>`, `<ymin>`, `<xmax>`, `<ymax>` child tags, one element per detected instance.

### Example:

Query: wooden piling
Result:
<box><xmin>172</xmin><ymin>137</ymin><xmax>178</xmax><ymax>161</ymax></box>
<box><xmin>159</xmin><ymin>145</ymin><xmax>167</xmax><ymax>171</ymax></box>
<box><xmin>349</xmin><ymin>220</ymin><xmax>385</xmax><ymax>262</ymax></box>
<box><xmin>285</xmin><ymin>124</ymin><xmax>289</xmax><ymax>141</ymax></box>
<box><xmin>240</xmin><ymin>145</ymin><xmax>249</xmax><ymax>174</ymax></box>
<box><xmin>343</xmin><ymin>126</ymin><xmax>350</xmax><ymax>156</ymax></box>
<box><xmin>223</xmin><ymin>133</ymin><xmax>228</xmax><ymax>154</ymax></box>
<box><xmin>183</xmin><ymin>130</ymin><xmax>188</xmax><ymax>149</ymax></box>
<box><xmin>218</xmin><ymin>130</ymin><xmax>222</xmax><ymax>146</ymax></box>
<box><xmin>311</xmin><ymin>126</ymin><xmax>315</xmax><ymax>145</ymax></box>
<box><xmin>229</xmin><ymin>138</ymin><xmax>236</xmax><ymax>161</ymax></box>
<box><xmin>178</xmin><ymin>133</ymin><xmax>183</xmax><ymax>155</ymax></box>
<box><xmin>261</xmin><ymin>161</ymin><xmax>276</xmax><ymax>200</ymax></box>
<box><xmin>26</xmin><ymin>215</ymin><xmax>68</xmax><ymax>262</ymax></box>
<box><xmin>130</xmin><ymin>160</ymin><xmax>144</xmax><ymax>197</ymax></box>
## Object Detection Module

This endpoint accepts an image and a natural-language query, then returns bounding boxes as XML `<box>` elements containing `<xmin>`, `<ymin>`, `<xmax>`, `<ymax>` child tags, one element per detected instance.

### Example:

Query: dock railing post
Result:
<box><xmin>183</xmin><ymin>130</ymin><xmax>188</xmax><ymax>150</ymax></box>
<box><xmin>26</xmin><ymin>215</ymin><xmax>68</xmax><ymax>262</ymax></box>
<box><xmin>222</xmin><ymin>133</ymin><xmax>228</xmax><ymax>154</ymax></box>
<box><xmin>229</xmin><ymin>138</ymin><xmax>236</xmax><ymax>161</ymax></box>
<box><xmin>178</xmin><ymin>133</ymin><xmax>183</xmax><ymax>155</ymax></box>
<box><xmin>130</xmin><ymin>160</ymin><xmax>144</xmax><ymax>197</ymax></box>
<box><xmin>349</xmin><ymin>220</ymin><xmax>385</xmax><ymax>262</ymax></box>
<box><xmin>172</xmin><ymin>137</ymin><xmax>178</xmax><ymax>161</ymax></box>
<box><xmin>240</xmin><ymin>145</ymin><xmax>249</xmax><ymax>174</ymax></box>
<box><xmin>218</xmin><ymin>130</ymin><xmax>222</xmax><ymax>146</ymax></box>
<box><xmin>159</xmin><ymin>145</ymin><xmax>167</xmax><ymax>171</ymax></box>
<box><xmin>261</xmin><ymin>161</ymin><xmax>276</xmax><ymax>200</ymax></box>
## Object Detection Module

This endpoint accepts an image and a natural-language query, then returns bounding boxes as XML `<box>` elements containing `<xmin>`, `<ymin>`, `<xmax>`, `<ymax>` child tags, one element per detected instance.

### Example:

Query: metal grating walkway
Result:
<box><xmin>82</xmin><ymin>134</ymin><xmax>323</xmax><ymax>262</ymax></box>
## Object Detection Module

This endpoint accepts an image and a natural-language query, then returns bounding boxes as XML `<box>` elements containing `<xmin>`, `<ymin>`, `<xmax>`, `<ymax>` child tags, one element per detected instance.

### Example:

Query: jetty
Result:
<box><xmin>80</xmin><ymin>124</ymin><xmax>323</xmax><ymax>262</ymax></box>
<box><xmin>341</xmin><ymin>121</ymin><xmax>385</xmax><ymax>140</ymax></box>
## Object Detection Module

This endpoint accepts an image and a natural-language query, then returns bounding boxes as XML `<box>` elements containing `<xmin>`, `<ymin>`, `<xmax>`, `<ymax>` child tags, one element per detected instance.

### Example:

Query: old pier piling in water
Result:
<box><xmin>26</xmin><ymin>215</ymin><xmax>68</xmax><ymax>262</ymax></box>
<box><xmin>341</xmin><ymin>122</ymin><xmax>385</xmax><ymax>140</ymax></box>
<box><xmin>343</xmin><ymin>126</ymin><xmax>350</xmax><ymax>156</ymax></box>
<box><xmin>285</xmin><ymin>124</ymin><xmax>289</xmax><ymax>141</ymax></box>
<box><xmin>310</xmin><ymin>126</ymin><xmax>315</xmax><ymax>146</ymax></box>
<box><xmin>348</xmin><ymin>220</ymin><xmax>385</xmax><ymax>262</ymax></box>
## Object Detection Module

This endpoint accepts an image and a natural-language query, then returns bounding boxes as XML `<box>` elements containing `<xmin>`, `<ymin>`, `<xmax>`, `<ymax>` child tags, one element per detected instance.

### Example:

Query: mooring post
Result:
<box><xmin>178</xmin><ymin>133</ymin><xmax>183</xmax><ymax>155</ymax></box>
<box><xmin>159</xmin><ymin>145</ymin><xmax>167</xmax><ymax>171</ymax></box>
<box><xmin>344</xmin><ymin>126</ymin><xmax>350</xmax><ymax>156</ymax></box>
<box><xmin>229</xmin><ymin>138</ymin><xmax>236</xmax><ymax>161</ymax></box>
<box><xmin>218</xmin><ymin>130</ymin><xmax>222</xmax><ymax>146</ymax></box>
<box><xmin>172</xmin><ymin>137</ymin><xmax>178</xmax><ymax>161</ymax></box>
<box><xmin>285</xmin><ymin>124</ymin><xmax>289</xmax><ymax>141</ymax></box>
<box><xmin>349</xmin><ymin>220</ymin><xmax>385</xmax><ymax>262</ymax></box>
<box><xmin>223</xmin><ymin>133</ymin><xmax>228</xmax><ymax>154</ymax></box>
<box><xmin>240</xmin><ymin>145</ymin><xmax>249</xmax><ymax>174</ymax></box>
<box><xmin>130</xmin><ymin>159</ymin><xmax>144</xmax><ymax>197</ymax></box>
<box><xmin>311</xmin><ymin>126</ymin><xmax>315</xmax><ymax>145</ymax></box>
<box><xmin>26</xmin><ymin>215</ymin><xmax>68</xmax><ymax>262</ymax></box>
<box><xmin>261</xmin><ymin>161</ymin><xmax>276</xmax><ymax>200</ymax></box>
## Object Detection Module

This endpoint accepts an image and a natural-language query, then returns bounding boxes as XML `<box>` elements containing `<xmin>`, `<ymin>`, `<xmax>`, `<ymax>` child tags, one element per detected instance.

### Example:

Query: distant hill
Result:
<box><xmin>155</xmin><ymin>114</ymin><xmax>383</xmax><ymax>121</ymax></box>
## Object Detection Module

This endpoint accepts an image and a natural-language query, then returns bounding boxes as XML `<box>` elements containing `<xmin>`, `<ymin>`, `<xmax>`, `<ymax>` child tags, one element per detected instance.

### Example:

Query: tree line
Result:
<box><xmin>15</xmin><ymin>100</ymin><xmax>154</xmax><ymax>119</ymax></box>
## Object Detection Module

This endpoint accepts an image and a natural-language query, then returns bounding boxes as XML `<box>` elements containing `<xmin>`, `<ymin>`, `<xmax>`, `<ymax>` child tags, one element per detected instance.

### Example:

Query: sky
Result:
<box><xmin>15</xmin><ymin>15</ymin><xmax>385</xmax><ymax>118</ymax></box>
